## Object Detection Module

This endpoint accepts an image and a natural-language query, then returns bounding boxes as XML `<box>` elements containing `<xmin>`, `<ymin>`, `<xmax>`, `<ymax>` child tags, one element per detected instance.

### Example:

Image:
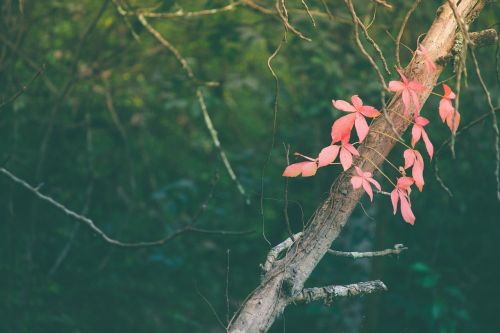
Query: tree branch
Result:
<box><xmin>328</xmin><ymin>244</ymin><xmax>407</xmax><ymax>259</ymax></box>
<box><xmin>293</xmin><ymin>280</ymin><xmax>388</xmax><ymax>303</ymax></box>
<box><xmin>0</xmin><ymin>168</ymin><xmax>252</xmax><ymax>247</ymax></box>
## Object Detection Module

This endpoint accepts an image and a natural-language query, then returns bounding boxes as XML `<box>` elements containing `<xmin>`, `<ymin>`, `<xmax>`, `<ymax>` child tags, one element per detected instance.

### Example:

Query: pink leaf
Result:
<box><xmin>412</xmin><ymin>152</ymin><xmax>425</xmax><ymax>192</ymax></box>
<box><xmin>416</xmin><ymin>44</ymin><xmax>437</xmax><ymax>72</ymax></box>
<box><xmin>388</xmin><ymin>80</ymin><xmax>405</xmax><ymax>92</ymax></box>
<box><xmin>404</xmin><ymin>149</ymin><xmax>416</xmax><ymax>169</ymax></box>
<box><xmin>301</xmin><ymin>161</ymin><xmax>318</xmax><ymax>177</ymax></box>
<box><xmin>355</xmin><ymin>113</ymin><xmax>369</xmax><ymax>142</ymax></box>
<box><xmin>399</xmin><ymin>192</ymin><xmax>416</xmax><ymax>225</ymax></box>
<box><xmin>351</xmin><ymin>95</ymin><xmax>363</xmax><ymax>109</ymax></box>
<box><xmin>439</xmin><ymin>99</ymin><xmax>454</xmax><ymax>123</ymax></box>
<box><xmin>446</xmin><ymin>111</ymin><xmax>460</xmax><ymax>133</ymax></box>
<box><xmin>411</xmin><ymin>125</ymin><xmax>422</xmax><ymax>147</ymax></box>
<box><xmin>339</xmin><ymin>146</ymin><xmax>353</xmax><ymax>171</ymax></box>
<box><xmin>397</xmin><ymin>177</ymin><xmax>414</xmax><ymax>190</ymax></box>
<box><xmin>362</xmin><ymin>180</ymin><xmax>374</xmax><ymax>202</ymax></box>
<box><xmin>402</xmin><ymin>90</ymin><xmax>410</xmax><ymax>115</ymax></box>
<box><xmin>410</xmin><ymin>90</ymin><xmax>421</xmax><ymax>114</ymax></box>
<box><xmin>332</xmin><ymin>99</ymin><xmax>356</xmax><ymax>112</ymax></box>
<box><xmin>283</xmin><ymin>162</ymin><xmax>306</xmax><ymax>177</ymax></box>
<box><xmin>367</xmin><ymin>177</ymin><xmax>381</xmax><ymax>191</ymax></box>
<box><xmin>331</xmin><ymin>113</ymin><xmax>356</xmax><ymax>143</ymax></box>
<box><xmin>421</xmin><ymin>130</ymin><xmax>434</xmax><ymax>159</ymax></box>
<box><xmin>343</xmin><ymin>142</ymin><xmax>359</xmax><ymax>156</ymax></box>
<box><xmin>391</xmin><ymin>189</ymin><xmax>399</xmax><ymax>214</ymax></box>
<box><xmin>351</xmin><ymin>176</ymin><xmax>363</xmax><ymax>189</ymax></box>
<box><xmin>443</xmin><ymin>84</ymin><xmax>456</xmax><ymax>99</ymax></box>
<box><xmin>359</xmin><ymin>105</ymin><xmax>381</xmax><ymax>118</ymax></box>
<box><xmin>318</xmin><ymin>145</ymin><xmax>340</xmax><ymax>167</ymax></box>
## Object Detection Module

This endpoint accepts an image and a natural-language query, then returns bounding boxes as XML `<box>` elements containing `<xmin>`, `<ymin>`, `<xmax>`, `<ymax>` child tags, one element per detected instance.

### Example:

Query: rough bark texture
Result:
<box><xmin>228</xmin><ymin>1</ymin><xmax>485</xmax><ymax>332</ymax></box>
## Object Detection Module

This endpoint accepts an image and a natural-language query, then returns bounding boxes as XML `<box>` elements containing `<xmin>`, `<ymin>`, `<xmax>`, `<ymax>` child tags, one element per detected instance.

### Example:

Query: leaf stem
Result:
<box><xmin>371</xmin><ymin>130</ymin><xmax>412</xmax><ymax>149</ymax></box>
<box><xmin>365</xmin><ymin>146</ymin><xmax>402</xmax><ymax>174</ymax></box>
<box><xmin>362</xmin><ymin>156</ymin><xmax>396</xmax><ymax>187</ymax></box>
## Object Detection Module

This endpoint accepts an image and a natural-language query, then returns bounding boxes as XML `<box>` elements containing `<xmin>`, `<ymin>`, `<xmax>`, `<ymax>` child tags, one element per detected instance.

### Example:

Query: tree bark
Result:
<box><xmin>228</xmin><ymin>1</ymin><xmax>486</xmax><ymax>332</ymax></box>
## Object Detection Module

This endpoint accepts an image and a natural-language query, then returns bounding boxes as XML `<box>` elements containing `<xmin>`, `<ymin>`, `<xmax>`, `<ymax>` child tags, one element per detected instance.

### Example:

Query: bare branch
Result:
<box><xmin>0</xmin><ymin>168</ymin><xmax>251</xmax><ymax>247</ymax></box>
<box><xmin>328</xmin><ymin>244</ymin><xmax>407</xmax><ymax>259</ymax></box>
<box><xmin>344</xmin><ymin>0</ymin><xmax>387</xmax><ymax>91</ymax></box>
<box><xmin>293</xmin><ymin>280</ymin><xmax>388</xmax><ymax>303</ymax></box>
<box><xmin>128</xmin><ymin>1</ymin><xmax>241</xmax><ymax>18</ymax></box>
<box><xmin>130</xmin><ymin>11</ymin><xmax>249</xmax><ymax>202</ymax></box>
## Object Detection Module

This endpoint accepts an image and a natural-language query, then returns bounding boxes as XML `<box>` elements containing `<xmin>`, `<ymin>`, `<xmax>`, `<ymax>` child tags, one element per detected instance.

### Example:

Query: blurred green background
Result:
<box><xmin>1</xmin><ymin>0</ymin><xmax>499</xmax><ymax>332</ymax></box>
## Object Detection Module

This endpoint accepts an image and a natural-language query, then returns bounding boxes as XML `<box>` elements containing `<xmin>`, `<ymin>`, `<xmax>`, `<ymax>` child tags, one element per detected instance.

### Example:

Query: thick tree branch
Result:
<box><xmin>293</xmin><ymin>280</ymin><xmax>387</xmax><ymax>303</ymax></box>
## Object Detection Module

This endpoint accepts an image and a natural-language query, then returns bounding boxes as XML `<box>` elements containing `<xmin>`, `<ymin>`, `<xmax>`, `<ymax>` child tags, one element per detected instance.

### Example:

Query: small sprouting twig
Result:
<box><xmin>328</xmin><ymin>244</ymin><xmax>407</xmax><ymax>258</ymax></box>
<box><xmin>395</xmin><ymin>0</ymin><xmax>421</xmax><ymax>69</ymax></box>
<box><xmin>261</xmin><ymin>232</ymin><xmax>302</xmax><ymax>273</ymax></box>
<box><xmin>275</xmin><ymin>0</ymin><xmax>312</xmax><ymax>41</ymax></box>
<box><xmin>293</xmin><ymin>280</ymin><xmax>387</xmax><ymax>303</ymax></box>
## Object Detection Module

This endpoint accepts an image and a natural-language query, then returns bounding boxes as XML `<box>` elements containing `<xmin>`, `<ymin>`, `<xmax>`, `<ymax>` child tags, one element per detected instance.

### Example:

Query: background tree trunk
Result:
<box><xmin>228</xmin><ymin>1</ymin><xmax>485</xmax><ymax>332</ymax></box>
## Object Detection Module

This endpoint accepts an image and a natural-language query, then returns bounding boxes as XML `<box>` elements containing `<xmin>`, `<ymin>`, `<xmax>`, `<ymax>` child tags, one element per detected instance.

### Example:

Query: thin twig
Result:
<box><xmin>344</xmin><ymin>0</ymin><xmax>387</xmax><ymax>94</ymax></box>
<box><xmin>226</xmin><ymin>249</ymin><xmax>231</xmax><ymax>325</ymax></box>
<box><xmin>395</xmin><ymin>0</ymin><xmax>421</xmax><ymax>69</ymax></box>
<box><xmin>0</xmin><ymin>65</ymin><xmax>45</xmax><ymax>110</ymax></box>
<box><xmin>129</xmin><ymin>1</ymin><xmax>241</xmax><ymax>18</ymax></box>
<box><xmin>470</xmin><ymin>50</ymin><xmax>500</xmax><ymax>200</ymax></box>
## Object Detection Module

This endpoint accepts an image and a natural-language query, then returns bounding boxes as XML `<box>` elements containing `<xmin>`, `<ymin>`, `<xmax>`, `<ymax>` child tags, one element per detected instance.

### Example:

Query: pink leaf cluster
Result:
<box><xmin>412</xmin><ymin>116</ymin><xmax>433</xmax><ymax>159</ymax></box>
<box><xmin>416</xmin><ymin>44</ymin><xmax>437</xmax><ymax>72</ymax></box>
<box><xmin>388</xmin><ymin>69</ymin><xmax>425</xmax><ymax>116</ymax></box>
<box><xmin>350</xmin><ymin>166</ymin><xmax>381</xmax><ymax>202</ymax></box>
<box><xmin>318</xmin><ymin>142</ymin><xmax>359</xmax><ymax>171</ymax></box>
<box><xmin>404</xmin><ymin>149</ymin><xmax>425</xmax><ymax>192</ymax></box>
<box><xmin>282</xmin><ymin>47</ymin><xmax>464</xmax><ymax>226</ymax></box>
<box><xmin>391</xmin><ymin>177</ymin><xmax>416</xmax><ymax>225</ymax></box>
<box><xmin>331</xmin><ymin>95</ymin><xmax>381</xmax><ymax>143</ymax></box>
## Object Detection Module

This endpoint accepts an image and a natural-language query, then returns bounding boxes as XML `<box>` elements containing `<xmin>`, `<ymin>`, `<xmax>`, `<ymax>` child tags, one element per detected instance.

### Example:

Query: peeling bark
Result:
<box><xmin>228</xmin><ymin>1</ymin><xmax>486</xmax><ymax>332</ymax></box>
